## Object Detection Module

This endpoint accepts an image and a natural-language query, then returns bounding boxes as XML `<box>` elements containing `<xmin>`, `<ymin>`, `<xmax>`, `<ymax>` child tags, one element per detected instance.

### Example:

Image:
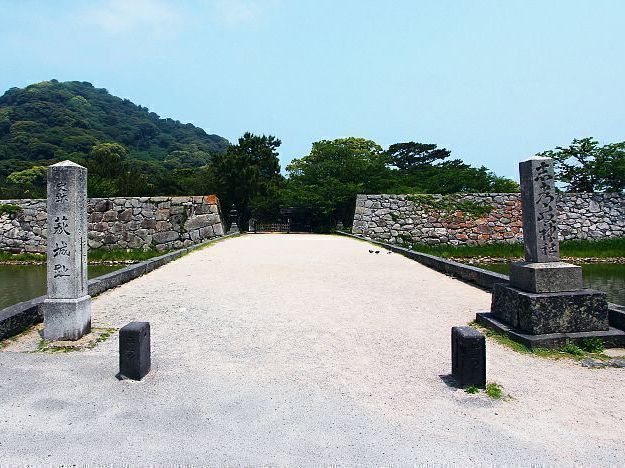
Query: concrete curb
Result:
<box><xmin>337</xmin><ymin>231</ymin><xmax>625</xmax><ymax>331</ymax></box>
<box><xmin>0</xmin><ymin>233</ymin><xmax>239</xmax><ymax>341</ymax></box>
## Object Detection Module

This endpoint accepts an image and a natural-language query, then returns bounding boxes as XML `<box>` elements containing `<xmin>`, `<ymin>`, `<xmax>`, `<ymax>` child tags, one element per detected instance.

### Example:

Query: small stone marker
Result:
<box><xmin>118</xmin><ymin>322</ymin><xmax>151</xmax><ymax>381</ymax></box>
<box><xmin>42</xmin><ymin>161</ymin><xmax>91</xmax><ymax>341</ymax></box>
<box><xmin>451</xmin><ymin>326</ymin><xmax>486</xmax><ymax>388</ymax></box>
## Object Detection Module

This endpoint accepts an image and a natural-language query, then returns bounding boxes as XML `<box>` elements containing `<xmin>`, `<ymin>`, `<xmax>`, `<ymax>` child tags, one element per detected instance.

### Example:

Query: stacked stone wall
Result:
<box><xmin>0</xmin><ymin>195</ymin><xmax>224</xmax><ymax>253</ymax></box>
<box><xmin>352</xmin><ymin>193</ymin><xmax>625</xmax><ymax>246</ymax></box>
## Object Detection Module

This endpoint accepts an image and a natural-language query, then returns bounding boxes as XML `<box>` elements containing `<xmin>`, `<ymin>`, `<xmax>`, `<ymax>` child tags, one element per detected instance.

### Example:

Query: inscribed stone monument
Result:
<box><xmin>41</xmin><ymin>161</ymin><xmax>91</xmax><ymax>340</ymax></box>
<box><xmin>490</xmin><ymin>156</ymin><xmax>608</xmax><ymax>336</ymax></box>
<box><xmin>509</xmin><ymin>156</ymin><xmax>583</xmax><ymax>293</ymax></box>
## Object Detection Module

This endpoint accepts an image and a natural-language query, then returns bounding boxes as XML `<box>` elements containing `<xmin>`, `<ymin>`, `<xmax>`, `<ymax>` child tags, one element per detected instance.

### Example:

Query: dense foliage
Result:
<box><xmin>536</xmin><ymin>137</ymin><xmax>625</xmax><ymax>193</ymax></box>
<box><xmin>0</xmin><ymin>80</ymin><xmax>228</xmax><ymax>197</ymax></box>
<box><xmin>282</xmin><ymin>137</ymin><xmax>519</xmax><ymax>229</ymax></box>
<box><xmin>0</xmin><ymin>80</ymin><xmax>525</xmax><ymax>231</ymax></box>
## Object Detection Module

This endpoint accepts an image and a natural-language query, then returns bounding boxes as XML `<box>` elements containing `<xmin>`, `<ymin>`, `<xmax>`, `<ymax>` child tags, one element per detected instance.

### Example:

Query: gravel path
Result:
<box><xmin>0</xmin><ymin>234</ymin><xmax>623</xmax><ymax>465</ymax></box>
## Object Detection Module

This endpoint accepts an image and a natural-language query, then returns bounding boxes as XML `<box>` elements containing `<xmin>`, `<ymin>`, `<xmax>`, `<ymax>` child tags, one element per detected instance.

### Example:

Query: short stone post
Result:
<box><xmin>451</xmin><ymin>326</ymin><xmax>486</xmax><ymax>388</ymax></box>
<box><xmin>227</xmin><ymin>205</ymin><xmax>239</xmax><ymax>234</ymax></box>
<box><xmin>118</xmin><ymin>322</ymin><xmax>151</xmax><ymax>381</ymax></box>
<box><xmin>42</xmin><ymin>161</ymin><xmax>91</xmax><ymax>341</ymax></box>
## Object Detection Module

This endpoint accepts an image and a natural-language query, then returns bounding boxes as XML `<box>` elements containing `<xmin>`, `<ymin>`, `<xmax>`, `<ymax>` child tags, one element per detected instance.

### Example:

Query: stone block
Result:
<box><xmin>509</xmin><ymin>261</ymin><xmax>583</xmax><ymax>293</ymax></box>
<box><xmin>451</xmin><ymin>326</ymin><xmax>486</xmax><ymax>388</ymax></box>
<box><xmin>118</xmin><ymin>321</ymin><xmax>151</xmax><ymax>381</ymax></box>
<box><xmin>152</xmin><ymin>231</ymin><xmax>179</xmax><ymax>244</ymax></box>
<box><xmin>491</xmin><ymin>283</ymin><xmax>609</xmax><ymax>335</ymax></box>
<box><xmin>42</xmin><ymin>295</ymin><xmax>92</xmax><ymax>341</ymax></box>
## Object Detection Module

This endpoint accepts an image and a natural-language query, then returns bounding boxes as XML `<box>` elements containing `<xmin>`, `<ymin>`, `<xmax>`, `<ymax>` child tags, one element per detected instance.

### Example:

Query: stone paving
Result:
<box><xmin>0</xmin><ymin>234</ymin><xmax>624</xmax><ymax>464</ymax></box>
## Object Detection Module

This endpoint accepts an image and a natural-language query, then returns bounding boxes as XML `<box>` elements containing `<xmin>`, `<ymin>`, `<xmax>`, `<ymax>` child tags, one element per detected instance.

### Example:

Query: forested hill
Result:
<box><xmin>0</xmin><ymin>80</ymin><xmax>229</xmax><ymax>197</ymax></box>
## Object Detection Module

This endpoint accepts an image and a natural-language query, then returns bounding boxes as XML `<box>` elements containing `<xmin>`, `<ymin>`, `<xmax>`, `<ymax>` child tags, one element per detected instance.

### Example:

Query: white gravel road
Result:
<box><xmin>0</xmin><ymin>234</ymin><xmax>623</xmax><ymax>465</ymax></box>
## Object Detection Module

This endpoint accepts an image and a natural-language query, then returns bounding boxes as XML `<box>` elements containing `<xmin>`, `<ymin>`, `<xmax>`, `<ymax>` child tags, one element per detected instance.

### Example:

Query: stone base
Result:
<box><xmin>476</xmin><ymin>312</ymin><xmax>625</xmax><ymax>350</ymax></box>
<box><xmin>42</xmin><ymin>295</ymin><xmax>91</xmax><ymax>341</ymax></box>
<box><xmin>510</xmin><ymin>261</ymin><xmax>583</xmax><ymax>293</ymax></box>
<box><xmin>491</xmin><ymin>283</ymin><xmax>608</xmax><ymax>335</ymax></box>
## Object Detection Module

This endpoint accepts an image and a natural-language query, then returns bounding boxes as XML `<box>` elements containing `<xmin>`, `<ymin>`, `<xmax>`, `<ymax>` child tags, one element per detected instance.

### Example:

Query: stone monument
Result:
<box><xmin>227</xmin><ymin>205</ymin><xmax>239</xmax><ymax>235</ymax></box>
<box><xmin>478</xmin><ymin>156</ymin><xmax>624</xmax><ymax>347</ymax></box>
<box><xmin>41</xmin><ymin>161</ymin><xmax>91</xmax><ymax>341</ymax></box>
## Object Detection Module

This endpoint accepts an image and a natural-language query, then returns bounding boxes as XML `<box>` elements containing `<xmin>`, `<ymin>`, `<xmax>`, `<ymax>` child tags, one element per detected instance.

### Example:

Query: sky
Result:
<box><xmin>1</xmin><ymin>0</ymin><xmax>624</xmax><ymax>180</ymax></box>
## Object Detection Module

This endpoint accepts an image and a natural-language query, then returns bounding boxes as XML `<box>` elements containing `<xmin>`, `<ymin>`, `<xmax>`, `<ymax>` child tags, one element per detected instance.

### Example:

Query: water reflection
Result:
<box><xmin>477</xmin><ymin>263</ymin><xmax>625</xmax><ymax>306</ymax></box>
<box><xmin>0</xmin><ymin>264</ymin><xmax>121</xmax><ymax>310</ymax></box>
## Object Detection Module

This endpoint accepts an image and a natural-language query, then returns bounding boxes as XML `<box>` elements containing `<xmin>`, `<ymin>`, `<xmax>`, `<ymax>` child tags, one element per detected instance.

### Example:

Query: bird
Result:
<box><xmin>368</xmin><ymin>249</ymin><xmax>374</xmax><ymax>253</ymax></box>
<box><xmin>387</xmin><ymin>251</ymin><xmax>392</xmax><ymax>254</ymax></box>
<box><xmin>375</xmin><ymin>251</ymin><xmax>380</xmax><ymax>254</ymax></box>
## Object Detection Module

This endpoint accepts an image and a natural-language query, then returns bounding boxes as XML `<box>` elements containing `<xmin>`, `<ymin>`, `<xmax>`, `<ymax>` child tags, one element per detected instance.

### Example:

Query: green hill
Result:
<box><xmin>0</xmin><ymin>80</ymin><xmax>228</xmax><ymax>197</ymax></box>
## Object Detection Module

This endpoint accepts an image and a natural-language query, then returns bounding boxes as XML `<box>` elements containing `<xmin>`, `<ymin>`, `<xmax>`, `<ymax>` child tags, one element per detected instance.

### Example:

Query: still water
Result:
<box><xmin>0</xmin><ymin>264</ymin><xmax>121</xmax><ymax>310</ymax></box>
<box><xmin>478</xmin><ymin>263</ymin><xmax>625</xmax><ymax>306</ymax></box>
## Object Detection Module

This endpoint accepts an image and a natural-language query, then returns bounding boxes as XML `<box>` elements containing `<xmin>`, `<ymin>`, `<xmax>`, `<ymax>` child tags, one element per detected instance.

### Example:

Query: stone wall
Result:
<box><xmin>352</xmin><ymin>193</ymin><xmax>625</xmax><ymax>246</ymax></box>
<box><xmin>0</xmin><ymin>195</ymin><xmax>225</xmax><ymax>253</ymax></box>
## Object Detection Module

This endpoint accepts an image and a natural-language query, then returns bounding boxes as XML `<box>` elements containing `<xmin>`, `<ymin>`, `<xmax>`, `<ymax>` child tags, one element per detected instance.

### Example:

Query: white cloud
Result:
<box><xmin>79</xmin><ymin>0</ymin><xmax>182</xmax><ymax>34</ymax></box>
<box><xmin>212</xmin><ymin>0</ymin><xmax>278</xmax><ymax>26</ymax></box>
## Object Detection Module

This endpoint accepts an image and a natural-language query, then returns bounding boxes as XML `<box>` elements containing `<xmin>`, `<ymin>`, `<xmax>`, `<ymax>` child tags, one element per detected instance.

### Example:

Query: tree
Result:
<box><xmin>213</xmin><ymin>132</ymin><xmax>283</xmax><ymax>228</ymax></box>
<box><xmin>285</xmin><ymin>137</ymin><xmax>390</xmax><ymax>229</ymax></box>
<box><xmin>6</xmin><ymin>165</ymin><xmax>47</xmax><ymax>197</ymax></box>
<box><xmin>386</xmin><ymin>142</ymin><xmax>451</xmax><ymax>171</ymax></box>
<box><xmin>537</xmin><ymin>137</ymin><xmax>625</xmax><ymax>192</ymax></box>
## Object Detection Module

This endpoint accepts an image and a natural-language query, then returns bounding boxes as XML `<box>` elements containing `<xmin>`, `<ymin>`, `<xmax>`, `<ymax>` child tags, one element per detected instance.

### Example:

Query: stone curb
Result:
<box><xmin>0</xmin><ymin>233</ymin><xmax>239</xmax><ymax>341</ymax></box>
<box><xmin>336</xmin><ymin>231</ymin><xmax>625</xmax><ymax>332</ymax></box>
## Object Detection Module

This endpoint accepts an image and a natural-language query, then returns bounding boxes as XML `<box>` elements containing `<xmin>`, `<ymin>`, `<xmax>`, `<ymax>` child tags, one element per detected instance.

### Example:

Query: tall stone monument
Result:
<box><xmin>42</xmin><ymin>161</ymin><xmax>91</xmax><ymax>341</ymax></box>
<box><xmin>478</xmin><ymin>156</ymin><xmax>624</xmax><ymax>347</ymax></box>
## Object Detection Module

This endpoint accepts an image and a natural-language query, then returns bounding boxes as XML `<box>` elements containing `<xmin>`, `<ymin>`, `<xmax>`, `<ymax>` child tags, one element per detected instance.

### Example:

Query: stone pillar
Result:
<box><xmin>519</xmin><ymin>156</ymin><xmax>559</xmax><ymax>262</ymax></box>
<box><xmin>510</xmin><ymin>157</ymin><xmax>582</xmax><ymax>293</ymax></box>
<box><xmin>227</xmin><ymin>206</ymin><xmax>239</xmax><ymax>235</ymax></box>
<box><xmin>42</xmin><ymin>161</ymin><xmax>91</xmax><ymax>341</ymax></box>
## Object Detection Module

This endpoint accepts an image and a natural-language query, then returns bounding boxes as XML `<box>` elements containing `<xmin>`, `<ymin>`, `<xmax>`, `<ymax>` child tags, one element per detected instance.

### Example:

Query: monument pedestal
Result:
<box><xmin>42</xmin><ymin>295</ymin><xmax>92</xmax><ymax>341</ymax></box>
<box><xmin>509</xmin><ymin>261</ymin><xmax>582</xmax><ymax>293</ymax></box>
<box><xmin>491</xmin><ymin>284</ymin><xmax>608</xmax><ymax>334</ymax></box>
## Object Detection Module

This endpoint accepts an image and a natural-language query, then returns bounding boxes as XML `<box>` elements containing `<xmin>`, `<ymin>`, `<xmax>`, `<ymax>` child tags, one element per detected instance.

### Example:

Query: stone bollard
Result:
<box><xmin>451</xmin><ymin>326</ymin><xmax>486</xmax><ymax>388</ymax></box>
<box><xmin>42</xmin><ymin>161</ymin><xmax>91</xmax><ymax>341</ymax></box>
<box><xmin>118</xmin><ymin>322</ymin><xmax>151</xmax><ymax>381</ymax></box>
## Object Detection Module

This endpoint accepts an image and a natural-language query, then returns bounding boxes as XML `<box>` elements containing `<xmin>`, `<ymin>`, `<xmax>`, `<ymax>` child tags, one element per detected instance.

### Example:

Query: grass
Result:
<box><xmin>407</xmin><ymin>237</ymin><xmax>625</xmax><ymax>259</ymax></box>
<box><xmin>0</xmin><ymin>203</ymin><xmax>23</xmax><ymax>215</ymax></box>
<box><xmin>469</xmin><ymin>321</ymin><xmax>611</xmax><ymax>361</ymax></box>
<box><xmin>0</xmin><ymin>248</ymin><xmax>167</xmax><ymax>264</ymax></box>
<box><xmin>33</xmin><ymin>327</ymin><xmax>117</xmax><ymax>353</ymax></box>
<box><xmin>464</xmin><ymin>382</ymin><xmax>505</xmax><ymax>400</ymax></box>
<box><xmin>87</xmin><ymin>248</ymin><xmax>167</xmax><ymax>262</ymax></box>
<box><xmin>485</xmin><ymin>382</ymin><xmax>504</xmax><ymax>399</ymax></box>
<box><xmin>0</xmin><ymin>251</ymin><xmax>46</xmax><ymax>262</ymax></box>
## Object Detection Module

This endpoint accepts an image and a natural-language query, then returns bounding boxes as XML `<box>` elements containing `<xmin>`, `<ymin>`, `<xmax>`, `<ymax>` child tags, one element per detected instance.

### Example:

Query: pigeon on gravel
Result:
<box><xmin>368</xmin><ymin>249</ymin><xmax>374</xmax><ymax>253</ymax></box>
<box><xmin>375</xmin><ymin>251</ymin><xmax>380</xmax><ymax>254</ymax></box>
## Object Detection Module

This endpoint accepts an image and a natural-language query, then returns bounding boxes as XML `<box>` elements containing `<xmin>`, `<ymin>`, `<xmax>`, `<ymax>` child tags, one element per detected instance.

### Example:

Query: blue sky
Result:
<box><xmin>1</xmin><ymin>0</ymin><xmax>624</xmax><ymax>180</ymax></box>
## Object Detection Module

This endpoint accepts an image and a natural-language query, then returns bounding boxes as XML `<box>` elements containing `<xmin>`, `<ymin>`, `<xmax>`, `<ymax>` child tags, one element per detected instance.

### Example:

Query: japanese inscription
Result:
<box><xmin>54</xmin><ymin>181</ymin><xmax>69</xmax><ymax>203</ymax></box>
<box><xmin>519</xmin><ymin>156</ymin><xmax>560</xmax><ymax>262</ymax></box>
<box><xmin>46</xmin><ymin>161</ymin><xmax>89</xmax><ymax>299</ymax></box>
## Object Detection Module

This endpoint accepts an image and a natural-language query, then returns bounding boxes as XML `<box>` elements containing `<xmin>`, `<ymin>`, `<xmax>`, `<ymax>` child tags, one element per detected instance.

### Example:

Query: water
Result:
<box><xmin>0</xmin><ymin>264</ymin><xmax>122</xmax><ymax>310</ymax></box>
<box><xmin>477</xmin><ymin>262</ymin><xmax>625</xmax><ymax>306</ymax></box>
